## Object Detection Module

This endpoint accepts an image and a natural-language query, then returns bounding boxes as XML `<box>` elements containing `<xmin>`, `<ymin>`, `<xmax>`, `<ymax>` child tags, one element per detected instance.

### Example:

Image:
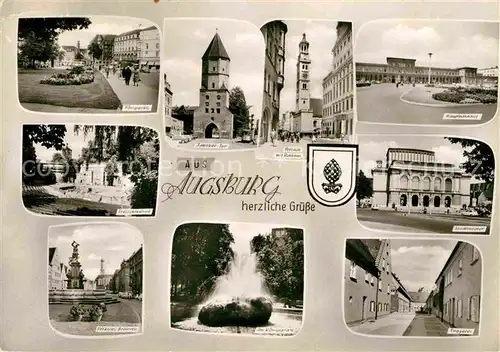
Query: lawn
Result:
<box><xmin>18</xmin><ymin>68</ymin><xmax>122</xmax><ymax>110</ymax></box>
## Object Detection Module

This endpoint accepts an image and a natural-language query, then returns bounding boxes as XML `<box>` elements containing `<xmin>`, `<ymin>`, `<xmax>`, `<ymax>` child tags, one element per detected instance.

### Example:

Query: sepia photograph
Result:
<box><xmin>170</xmin><ymin>223</ymin><xmax>304</xmax><ymax>336</ymax></box>
<box><xmin>255</xmin><ymin>20</ymin><xmax>354</xmax><ymax>161</ymax></box>
<box><xmin>344</xmin><ymin>238</ymin><xmax>481</xmax><ymax>337</ymax></box>
<box><xmin>355</xmin><ymin>20</ymin><xmax>499</xmax><ymax>125</ymax></box>
<box><xmin>356</xmin><ymin>135</ymin><xmax>494</xmax><ymax>234</ymax></box>
<box><xmin>17</xmin><ymin>17</ymin><xmax>160</xmax><ymax>113</ymax></box>
<box><xmin>48</xmin><ymin>223</ymin><xmax>143</xmax><ymax>336</ymax></box>
<box><xmin>163</xmin><ymin>19</ymin><xmax>264</xmax><ymax>151</ymax></box>
<box><xmin>22</xmin><ymin>124</ymin><xmax>159</xmax><ymax>217</ymax></box>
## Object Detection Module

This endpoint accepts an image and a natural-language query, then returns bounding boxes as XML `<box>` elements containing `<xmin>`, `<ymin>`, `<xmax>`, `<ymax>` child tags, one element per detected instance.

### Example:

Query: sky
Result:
<box><xmin>390</xmin><ymin>239</ymin><xmax>458</xmax><ymax>292</ymax></box>
<box><xmin>34</xmin><ymin>124</ymin><xmax>99</xmax><ymax>163</ymax></box>
<box><xmin>56</xmin><ymin>16</ymin><xmax>157</xmax><ymax>48</ymax></box>
<box><xmin>278</xmin><ymin>20</ymin><xmax>338</xmax><ymax>115</ymax></box>
<box><xmin>355</xmin><ymin>20</ymin><xmax>499</xmax><ymax>69</ymax></box>
<box><xmin>357</xmin><ymin>135</ymin><xmax>477</xmax><ymax>177</ymax></box>
<box><xmin>162</xmin><ymin>19</ymin><xmax>264</xmax><ymax>118</ymax></box>
<box><xmin>49</xmin><ymin>223</ymin><xmax>143</xmax><ymax>281</ymax></box>
<box><xmin>228</xmin><ymin>222</ymin><xmax>282</xmax><ymax>255</ymax></box>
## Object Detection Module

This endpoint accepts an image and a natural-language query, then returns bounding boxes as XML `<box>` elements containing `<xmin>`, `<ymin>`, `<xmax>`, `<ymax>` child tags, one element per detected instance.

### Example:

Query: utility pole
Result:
<box><xmin>428</xmin><ymin>53</ymin><xmax>433</xmax><ymax>84</ymax></box>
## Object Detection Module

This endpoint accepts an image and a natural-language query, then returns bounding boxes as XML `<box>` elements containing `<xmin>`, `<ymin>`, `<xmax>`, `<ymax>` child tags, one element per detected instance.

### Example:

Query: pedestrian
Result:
<box><xmin>124</xmin><ymin>66</ymin><xmax>132</xmax><ymax>85</ymax></box>
<box><xmin>133</xmin><ymin>66</ymin><xmax>141</xmax><ymax>87</ymax></box>
<box><xmin>105</xmin><ymin>66</ymin><xmax>110</xmax><ymax>78</ymax></box>
<box><xmin>271</xmin><ymin>129</ymin><xmax>276</xmax><ymax>146</ymax></box>
<box><xmin>312</xmin><ymin>133</ymin><xmax>317</xmax><ymax>143</ymax></box>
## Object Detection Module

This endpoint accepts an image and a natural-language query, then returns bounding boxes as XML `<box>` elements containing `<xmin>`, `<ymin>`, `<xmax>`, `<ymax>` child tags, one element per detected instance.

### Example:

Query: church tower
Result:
<box><xmin>193</xmin><ymin>31</ymin><xmax>234</xmax><ymax>139</ymax></box>
<box><xmin>100</xmin><ymin>258</ymin><xmax>105</xmax><ymax>276</ymax></box>
<box><xmin>296</xmin><ymin>33</ymin><xmax>311</xmax><ymax>112</ymax></box>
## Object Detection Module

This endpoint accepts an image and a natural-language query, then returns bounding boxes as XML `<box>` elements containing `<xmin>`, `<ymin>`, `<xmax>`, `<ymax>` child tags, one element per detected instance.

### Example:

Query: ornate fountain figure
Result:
<box><xmin>66</xmin><ymin>241</ymin><xmax>86</xmax><ymax>289</ymax></box>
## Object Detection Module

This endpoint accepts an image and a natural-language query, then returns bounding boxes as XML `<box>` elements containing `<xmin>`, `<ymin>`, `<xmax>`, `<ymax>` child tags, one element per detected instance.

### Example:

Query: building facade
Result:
<box><xmin>193</xmin><ymin>32</ymin><xmax>234</xmax><ymax>139</ymax></box>
<box><xmin>429</xmin><ymin>242</ymin><xmax>481</xmax><ymax>332</ymax></box>
<box><xmin>478</xmin><ymin>66</ymin><xmax>499</xmax><ymax>77</ymax></box>
<box><xmin>408</xmin><ymin>291</ymin><xmax>430</xmax><ymax>312</ymax></box>
<box><xmin>89</xmin><ymin>34</ymin><xmax>116</xmax><ymax>67</ymax></box>
<box><xmin>281</xmin><ymin>111</ymin><xmax>294</xmax><ymax>132</ymax></box>
<box><xmin>113</xmin><ymin>29</ymin><xmax>141</xmax><ymax>63</ymax></box>
<box><xmin>139</xmin><ymin>26</ymin><xmax>160</xmax><ymax>69</ymax></box>
<box><xmin>390</xmin><ymin>273</ymin><xmax>412</xmax><ymax>313</ymax></box>
<box><xmin>344</xmin><ymin>239</ymin><xmax>394</xmax><ymax>325</ymax></box>
<box><xmin>322</xmin><ymin>22</ymin><xmax>354</xmax><ymax>141</ymax></box>
<box><xmin>95</xmin><ymin>258</ymin><xmax>112</xmax><ymax>291</ymax></box>
<box><xmin>371</xmin><ymin>148</ymin><xmax>472</xmax><ymax>212</ymax></box>
<box><xmin>129</xmin><ymin>245</ymin><xmax>143</xmax><ymax>295</ymax></box>
<box><xmin>357</xmin><ymin>57</ymin><xmax>498</xmax><ymax>86</ymax></box>
<box><xmin>48</xmin><ymin>247</ymin><xmax>67</xmax><ymax>290</ymax></box>
<box><xmin>260</xmin><ymin>21</ymin><xmax>288</xmax><ymax>143</ymax></box>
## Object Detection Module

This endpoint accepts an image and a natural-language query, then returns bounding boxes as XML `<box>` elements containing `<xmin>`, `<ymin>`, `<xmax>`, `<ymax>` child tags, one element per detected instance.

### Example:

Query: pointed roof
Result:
<box><xmin>202</xmin><ymin>32</ymin><xmax>230</xmax><ymax>61</ymax></box>
<box><xmin>49</xmin><ymin>247</ymin><xmax>56</xmax><ymax>265</ymax></box>
<box><xmin>300</xmin><ymin>33</ymin><xmax>309</xmax><ymax>45</ymax></box>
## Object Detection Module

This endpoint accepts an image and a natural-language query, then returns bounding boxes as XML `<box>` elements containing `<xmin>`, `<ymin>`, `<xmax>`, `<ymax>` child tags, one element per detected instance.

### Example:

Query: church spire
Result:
<box><xmin>202</xmin><ymin>32</ymin><xmax>230</xmax><ymax>61</ymax></box>
<box><xmin>100</xmin><ymin>258</ymin><xmax>105</xmax><ymax>275</ymax></box>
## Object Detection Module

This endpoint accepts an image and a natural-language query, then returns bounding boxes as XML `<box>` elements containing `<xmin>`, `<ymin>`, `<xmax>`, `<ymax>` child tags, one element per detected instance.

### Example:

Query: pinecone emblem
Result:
<box><xmin>322</xmin><ymin>158</ymin><xmax>342</xmax><ymax>194</ymax></box>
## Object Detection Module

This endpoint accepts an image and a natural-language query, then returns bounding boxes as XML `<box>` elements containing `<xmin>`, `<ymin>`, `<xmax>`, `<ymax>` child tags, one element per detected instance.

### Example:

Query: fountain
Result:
<box><xmin>173</xmin><ymin>234</ymin><xmax>303</xmax><ymax>335</ymax></box>
<box><xmin>49</xmin><ymin>241</ymin><xmax>119</xmax><ymax>305</ymax></box>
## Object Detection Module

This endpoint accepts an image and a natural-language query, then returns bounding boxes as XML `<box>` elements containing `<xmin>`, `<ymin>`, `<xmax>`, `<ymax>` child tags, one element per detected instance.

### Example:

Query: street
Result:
<box><xmin>104</xmin><ymin>70</ymin><xmax>159</xmax><ymax>112</ymax></box>
<box><xmin>349</xmin><ymin>312</ymin><xmax>415</xmax><ymax>336</ymax></box>
<box><xmin>356</xmin><ymin>84</ymin><xmax>497</xmax><ymax>125</ymax></box>
<box><xmin>403</xmin><ymin>314</ymin><xmax>450</xmax><ymax>336</ymax></box>
<box><xmin>358</xmin><ymin>208</ymin><xmax>490</xmax><ymax>234</ymax></box>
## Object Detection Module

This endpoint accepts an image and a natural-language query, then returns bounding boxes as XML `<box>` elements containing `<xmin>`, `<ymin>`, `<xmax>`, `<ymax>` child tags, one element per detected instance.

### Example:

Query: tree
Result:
<box><xmin>18</xmin><ymin>33</ymin><xmax>60</xmax><ymax>68</ymax></box>
<box><xmin>357</xmin><ymin>170</ymin><xmax>373</xmax><ymax>200</ymax></box>
<box><xmin>253</xmin><ymin>229</ymin><xmax>304</xmax><ymax>303</ymax></box>
<box><xmin>51</xmin><ymin>152</ymin><xmax>65</xmax><ymax>163</ymax></box>
<box><xmin>87</xmin><ymin>42</ymin><xmax>102</xmax><ymax>65</ymax></box>
<box><xmin>104</xmin><ymin>156</ymin><xmax>119</xmax><ymax>186</ymax></box>
<box><xmin>75</xmin><ymin>51</ymin><xmax>84</xmax><ymax>61</ymax></box>
<box><xmin>171</xmin><ymin>224</ymin><xmax>234</xmax><ymax>302</ymax></box>
<box><xmin>446</xmin><ymin>137</ymin><xmax>495</xmax><ymax>183</ymax></box>
<box><xmin>229</xmin><ymin>87</ymin><xmax>250</xmax><ymax>138</ymax></box>
<box><xmin>23</xmin><ymin>124</ymin><xmax>67</xmax><ymax>168</ymax></box>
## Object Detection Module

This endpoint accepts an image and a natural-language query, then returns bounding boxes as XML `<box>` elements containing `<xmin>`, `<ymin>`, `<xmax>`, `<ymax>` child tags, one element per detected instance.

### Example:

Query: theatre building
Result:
<box><xmin>344</xmin><ymin>239</ymin><xmax>394</xmax><ymax>325</ymax></box>
<box><xmin>371</xmin><ymin>148</ymin><xmax>472</xmax><ymax>212</ymax></box>
<box><xmin>192</xmin><ymin>32</ymin><xmax>234</xmax><ymax>139</ymax></box>
<box><xmin>428</xmin><ymin>242</ymin><xmax>481</xmax><ymax>333</ymax></box>
<box><xmin>357</xmin><ymin>57</ymin><xmax>497</xmax><ymax>86</ymax></box>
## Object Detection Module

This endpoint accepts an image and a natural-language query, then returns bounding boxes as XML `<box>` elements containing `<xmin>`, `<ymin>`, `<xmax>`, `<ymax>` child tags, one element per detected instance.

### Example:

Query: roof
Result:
<box><xmin>345</xmin><ymin>239</ymin><xmax>380</xmax><ymax>277</ymax></box>
<box><xmin>118</xmin><ymin>29</ymin><xmax>142</xmax><ymax>37</ymax></box>
<box><xmin>202</xmin><ymin>32</ymin><xmax>230</xmax><ymax>60</ymax></box>
<box><xmin>310</xmin><ymin>98</ymin><xmax>322</xmax><ymax>117</ymax></box>
<box><xmin>434</xmin><ymin>242</ymin><xmax>463</xmax><ymax>284</ymax></box>
<box><xmin>358</xmin><ymin>239</ymin><xmax>382</xmax><ymax>262</ymax></box>
<box><xmin>408</xmin><ymin>291</ymin><xmax>430</xmax><ymax>303</ymax></box>
<box><xmin>387</xmin><ymin>148</ymin><xmax>434</xmax><ymax>155</ymax></box>
<box><xmin>62</xmin><ymin>45</ymin><xmax>77</xmax><ymax>51</ymax></box>
<box><xmin>140</xmin><ymin>25</ymin><xmax>158</xmax><ymax>32</ymax></box>
<box><xmin>173</xmin><ymin>105</ymin><xmax>197</xmax><ymax>115</ymax></box>
<box><xmin>49</xmin><ymin>247</ymin><xmax>56</xmax><ymax>265</ymax></box>
<box><xmin>392</xmin><ymin>272</ymin><xmax>412</xmax><ymax>301</ymax></box>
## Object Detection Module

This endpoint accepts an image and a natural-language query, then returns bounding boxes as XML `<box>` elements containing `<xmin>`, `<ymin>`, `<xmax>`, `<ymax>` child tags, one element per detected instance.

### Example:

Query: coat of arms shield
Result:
<box><xmin>307</xmin><ymin>144</ymin><xmax>359</xmax><ymax>207</ymax></box>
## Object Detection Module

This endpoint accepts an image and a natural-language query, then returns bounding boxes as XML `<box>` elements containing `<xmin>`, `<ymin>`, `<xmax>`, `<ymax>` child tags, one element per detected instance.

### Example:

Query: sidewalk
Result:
<box><xmin>361</xmin><ymin>221</ymin><xmax>429</xmax><ymax>233</ymax></box>
<box><xmin>103</xmin><ymin>72</ymin><xmax>159</xmax><ymax>112</ymax></box>
<box><xmin>350</xmin><ymin>312</ymin><xmax>416</xmax><ymax>336</ymax></box>
<box><xmin>403</xmin><ymin>314</ymin><xmax>450</xmax><ymax>336</ymax></box>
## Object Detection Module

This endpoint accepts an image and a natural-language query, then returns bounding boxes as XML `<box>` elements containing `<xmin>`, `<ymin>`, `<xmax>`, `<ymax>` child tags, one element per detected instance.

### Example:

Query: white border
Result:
<box><xmin>161</xmin><ymin>17</ymin><xmax>266</xmax><ymax>154</ymax></box>
<box><xmin>353</xmin><ymin>18</ymin><xmax>500</xmax><ymax>129</ymax></box>
<box><xmin>341</xmin><ymin>236</ymin><xmax>484</xmax><ymax>339</ymax></box>
<box><xmin>354</xmin><ymin>133</ymin><xmax>497</xmax><ymax>236</ymax></box>
<box><xmin>15</xmin><ymin>15</ymin><xmax>162</xmax><ymax>117</ymax></box>
<box><xmin>20</xmin><ymin>122</ymin><xmax>162</xmax><ymax>219</ymax></box>
<box><xmin>46</xmin><ymin>221</ymin><xmax>145</xmax><ymax>339</ymax></box>
<box><xmin>167</xmin><ymin>220</ymin><xmax>306</xmax><ymax>339</ymax></box>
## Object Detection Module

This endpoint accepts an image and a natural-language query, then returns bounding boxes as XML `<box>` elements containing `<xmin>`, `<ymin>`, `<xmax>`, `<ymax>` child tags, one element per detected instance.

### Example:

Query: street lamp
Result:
<box><xmin>428</xmin><ymin>53</ymin><xmax>433</xmax><ymax>84</ymax></box>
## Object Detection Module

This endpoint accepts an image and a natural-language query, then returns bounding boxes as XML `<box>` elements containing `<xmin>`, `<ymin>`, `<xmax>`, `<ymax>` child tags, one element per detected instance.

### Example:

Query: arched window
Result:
<box><xmin>411</xmin><ymin>176</ymin><xmax>420</xmax><ymax>190</ymax></box>
<box><xmin>423</xmin><ymin>177</ymin><xmax>431</xmax><ymax>191</ymax></box>
<box><xmin>445</xmin><ymin>179</ymin><xmax>453</xmax><ymax>192</ymax></box>
<box><xmin>400</xmin><ymin>175</ymin><xmax>409</xmax><ymax>189</ymax></box>
<box><xmin>412</xmin><ymin>195</ymin><xmax>419</xmax><ymax>207</ymax></box>
<box><xmin>434</xmin><ymin>178</ymin><xmax>442</xmax><ymax>191</ymax></box>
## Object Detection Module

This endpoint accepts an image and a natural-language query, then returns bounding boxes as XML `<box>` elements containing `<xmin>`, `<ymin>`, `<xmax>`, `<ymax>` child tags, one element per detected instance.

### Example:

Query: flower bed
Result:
<box><xmin>40</xmin><ymin>67</ymin><xmax>94</xmax><ymax>86</ymax></box>
<box><xmin>432</xmin><ymin>87</ymin><xmax>497</xmax><ymax>104</ymax></box>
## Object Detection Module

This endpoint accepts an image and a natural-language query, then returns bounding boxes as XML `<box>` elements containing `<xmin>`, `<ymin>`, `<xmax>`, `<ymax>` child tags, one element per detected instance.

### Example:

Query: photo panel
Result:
<box><xmin>22</xmin><ymin>124</ymin><xmax>159</xmax><ymax>217</ymax></box>
<box><xmin>344</xmin><ymin>238</ymin><xmax>482</xmax><ymax>337</ymax></box>
<box><xmin>48</xmin><ymin>223</ymin><xmax>144</xmax><ymax>337</ymax></box>
<box><xmin>255</xmin><ymin>20</ymin><xmax>355</xmax><ymax>162</ymax></box>
<box><xmin>17</xmin><ymin>16</ymin><xmax>160</xmax><ymax>114</ymax></box>
<box><xmin>355</xmin><ymin>20</ymin><xmax>499</xmax><ymax>125</ymax></box>
<box><xmin>163</xmin><ymin>18</ymin><xmax>265</xmax><ymax>151</ymax></box>
<box><xmin>170</xmin><ymin>222</ymin><xmax>304</xmax><ymax>336</ymax></box>
<box><xmin>356</xmin><ymin>135</ymin><xmax>495</xmax><ymax>234</ymax></box>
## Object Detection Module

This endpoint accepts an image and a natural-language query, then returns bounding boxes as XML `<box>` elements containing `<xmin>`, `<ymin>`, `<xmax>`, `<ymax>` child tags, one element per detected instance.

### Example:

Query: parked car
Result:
<box><xmin>371</xmin><ymin>204</ymin><xmax>380</xmax><ymax>211</ymax></box>
<box><xmin>461</xmin><ymin>209</ymin><xmax>479</xmax><ymax>217</ymax></box>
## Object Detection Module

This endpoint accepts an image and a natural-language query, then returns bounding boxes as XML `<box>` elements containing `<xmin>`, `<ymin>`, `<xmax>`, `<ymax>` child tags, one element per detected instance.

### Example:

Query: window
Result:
<box><xmin>370</xmin><ymin>277</ymin><xmax>374</xmax><ymax>286</ymax></box>
<box><xmin>212</xmin><ymin>67</ymin><xmax>216</xmax><ymax>71</ymax></box>
<box><xmin>302</xmin><ymin>83</ymin><xmax>307</xmax><ymax>89</ymax></box>
<box><xmin>216</xmin><ymin>108</ymin><xmax>220</xmax><ymax>114</ymax></box>
<box><xmin>217</xmin><ymin>95</ymin><xmax>221</xmax><ymax>100</ymax></box>
<box><xmin>472</xmin><ymin>247</ymin><xmax>480</xmax><ymax>264</ymax></box>
<box><xmin>378</xmin><ymin>303</ymin><xmax>382</xmax><ymax>312</ymax></box>
<box><xmin>469</xmin><ymin>296</ymin><xmax>480</xmax><ymax>322</ymax></box>
<box><xmin>445</xmin><ymin>268</ymin><xmax>453</xmax><ymax>286</ymax></box>
<box><xmin>349</xmin><ymin>296</ymin><xmax>353</xmax><ymax>304</ymax></box>
<box><xmin>382</xmin><ymin>258</ymin><xmax>385</xmax><ymax>271</ymax></box>
<box><xmin>205</xmin><ymin>108</ymin><xmax>209</xmax><ymax>113</ymax></box>
<box><xmin>205</xmin><ymin>102</ymin><xmax>209</xmax><ymax>107</ymax></box>
<box><xmin>205</xmin><ymin>95</ymin><xmax>209</xmax><ymax>100</ymax></box>
<box><xmin>370</xmin><ymin>301</ymin><xmax>375</xmax><ymax>312</ymax></box>
<box><xmin>216</xmin><ymin>102</ymin><xmax>220</xmax><ymax>107</ymax></box>
<box><xmin>457</xmin><ymin>299</ymin><xmax>462</xmax><ymax>318</ymax></box>
<box><xmin>212</xmin><ymin>83</ymin><xmax>215</xmax><ymax>88</ymax></box>
<box><xmin>458</xmin><ymin>258</ymin><xmax>463</xmax><ymax>276</ymax></box>
<box><xmin>378</xmin><ymin>281</ymin><xmax>382</xmax><ymax>291</ymax></box>
<box><xmin>365</xmin><ymin>273</ymin><xmax>369</xmax><ymax>283</ymax></box>
<box><xmin>444</xmin><ymin>302</ymin><xmax>448</xmax><ymax>315</ymax></box>
<box><xmin>387</xmin><ymin>284</ymin><xmax>390</xmax><ymax>294</ymax></box>
<box><xmin>349</xmin><ymin>262</ymin><xmax>357</xmax><ymax>280</ymax></box>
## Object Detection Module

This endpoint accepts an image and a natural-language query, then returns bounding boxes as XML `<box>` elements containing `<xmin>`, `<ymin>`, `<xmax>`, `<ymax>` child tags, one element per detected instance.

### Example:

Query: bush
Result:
<box><xmin>70</xmin><ymin>66</ymin><xmax>85</xmax><ymax>75</ymax></box>
<box><xmin>40</xmin><ymin>71</ymin><xmax>94</xmax><ymax>85</ymax></box>
<box><xmin>432</xmin><ymin>88</ymin><xmax>497</xmax><ymax>104</ymax></box>
<box><xmin>130</xmin><ymin>171</ymin><xmax>158</xmax><ymax>211</ymax></box>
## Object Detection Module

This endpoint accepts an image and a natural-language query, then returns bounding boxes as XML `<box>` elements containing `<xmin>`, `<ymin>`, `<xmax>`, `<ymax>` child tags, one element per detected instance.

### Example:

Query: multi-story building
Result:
<box><xmin>59</xmin><ymin>45</ymin><xmax>77</xmax><ymax>67</ymax></box>
<box><xmin>371</xmin><ymin>148</ymin><xmax>472</xmax><ymax>213</ymax></box>
<box><xmin>322</xmin><ymin>22</ymin><xmax>354</xmax><ymax>141</ymax></box>
<box><xmin>478</xmin><ymin>66</ymin><xmax>499</xmax><ymax>77</ymax></box>
<box><xmin>89</xmin><ymin>34</ymin><xmax>116</xmax><ymax>67</ymax></box>
<box><xmin>193</xmin><ymin>32</ymin><xmax>233</xmax><ymax>139</ymax></box>
<box><xmin>428</xmin><ymin>242</ymin><xmax>481</xmax><ymax>333</ymax></box>
<box><xmin>95</xmin><ymin>258</ymin><xmax>112</xmax><ymax>291</ymax></box>
<box><xmin>48</xmin><ymin>247</ymin><xmax>66</xmax><ymax>290</ymax></box>
<box><xmin>357</xmin><ymin>57</ymin><xmax>498</xmax><ymax>86</ymax></box>
<box><xmin>281</xmin><ymin>111</ymin><xmax>294</xmax><ymax>132</ymax></box>
<box><xmin>128</xmin><ymin>245</ymin><xmax>143</xmax><ymax>295</ymax></box>
<box><xmin>172</xmin><ymin>105</ymin><xmax>197</xmax><ymax>135</ymax></box>
<box><xmin>344</xmin><ymin>239</ymin><xmax>394</xmax><ymax>325</ymax></box>
<box><xmin>164</xmin><ymin>73</ymin><xmax>174</xmax><ymax>135</ymax></box>
<box><xmin>390</xmin><ymin>273</ymin><xmax>412</xmax><ymax>313</ymax></box>
<box><xmin>260</xmin><ymin>21</ymin><xmax>288</xmax><ymax>143</ymax></box>
<box><xmin>113</xmin><ymin>29</ymin><xmax>142</xmax><ymax>63</ymax></box>
<box><xmin>139</xmin><ymin>26</ymin><xmax>160</xmax><ymax>69</ymax></box>
<box><xmin>116</xmin><ymin>259</ymin><xmax>131</xmax><ymax>293</ymax></box>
